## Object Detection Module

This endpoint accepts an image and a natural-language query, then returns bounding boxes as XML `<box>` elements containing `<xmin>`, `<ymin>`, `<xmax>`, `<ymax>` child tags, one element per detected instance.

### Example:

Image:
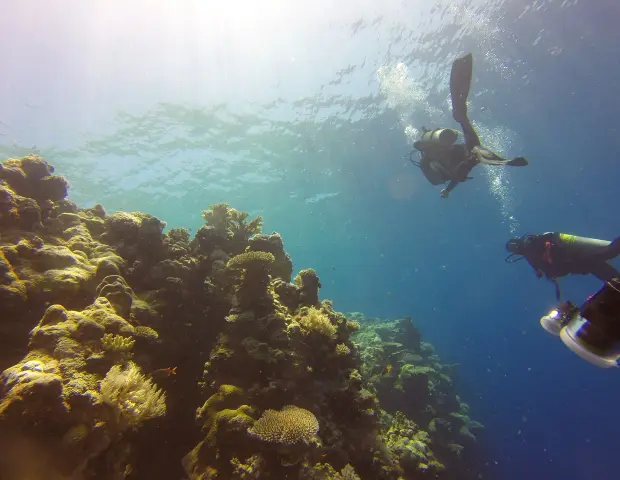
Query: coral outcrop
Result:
<box><xmin>0</xmin><ymin>155</ymin><xmax>482</xmax><ymax>480</ymax></box>
<box><xmin>350</xmin><ymin>314</ymin><xmax>484</xmax><ymax>477</ymax></box>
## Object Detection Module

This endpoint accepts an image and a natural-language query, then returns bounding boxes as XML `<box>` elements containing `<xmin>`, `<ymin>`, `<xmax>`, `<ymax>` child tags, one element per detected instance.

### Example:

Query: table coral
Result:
<box><xmin>227</xmin><ymin>251</ymin><xmax>275</xmax><ymax>270</ymax></box>
<box><xmin>248</xmin><ymin>405</ymin><xmax>319</xmax><ymax>446</ymax></box>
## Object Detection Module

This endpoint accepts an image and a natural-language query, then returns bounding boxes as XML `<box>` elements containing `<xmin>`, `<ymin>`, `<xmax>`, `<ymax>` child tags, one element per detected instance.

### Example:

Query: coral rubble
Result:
<box><xmin>0</xmin><ymin>155</ymin><xmax>482</xmax><ymax>479</ymax></box>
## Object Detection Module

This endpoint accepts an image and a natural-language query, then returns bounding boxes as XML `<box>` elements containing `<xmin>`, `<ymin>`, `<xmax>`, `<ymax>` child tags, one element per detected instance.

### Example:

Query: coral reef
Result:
<box><xmin>350</xmin><ymin>314</ymin><xmax>484</xmax><ymax>477</ymax></box>
<box><xmin>0</xmin><ymin>155</ymin><xmax>482</xmax><ymax>480</ymax></box>
<box><xmin>295</xmin><ymin>268</ymin><xmax>322</xmax><ymax>306</ymax></box>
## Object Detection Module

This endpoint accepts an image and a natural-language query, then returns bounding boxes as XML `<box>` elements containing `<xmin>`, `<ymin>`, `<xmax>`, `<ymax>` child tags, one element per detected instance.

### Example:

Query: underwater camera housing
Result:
<box><xmin>540</xmin><ymin>279</ymin><xmax>620</xmax><ymax>368</ymax></box>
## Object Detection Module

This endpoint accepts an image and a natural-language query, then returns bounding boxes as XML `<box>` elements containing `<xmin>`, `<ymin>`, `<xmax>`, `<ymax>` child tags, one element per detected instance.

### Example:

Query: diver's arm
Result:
<box><xmin>440</xmin><ymin>180</ymin><xmax>459</xmax><ymax>198</ymax></box>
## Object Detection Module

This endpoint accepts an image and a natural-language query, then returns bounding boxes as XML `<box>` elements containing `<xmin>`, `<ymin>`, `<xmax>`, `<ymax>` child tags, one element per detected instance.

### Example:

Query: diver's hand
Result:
<box><xmin>440</xmin><ymin>189</ymin><xmax>449</xmax><ymax>199</ymax></box>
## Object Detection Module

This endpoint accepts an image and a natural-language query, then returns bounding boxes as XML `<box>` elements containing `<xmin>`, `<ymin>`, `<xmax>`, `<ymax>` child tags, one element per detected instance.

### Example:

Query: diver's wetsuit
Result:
<box><xmin>419</xmin><ymin>143</ymin><xmax>469</xmax><ymax>185</ymax></box>
<box><xmin>439</xmin><ymin>52</ymin><xmax>482</xmax><ymax>195</ymax></box>
<box><xmin>416</xmin><ymin>53</ymin><xmax>526</xmax><ymax>197</ymax></box>
<box><xmin>522</xmin><ymin>233</ymin><xmax>620</xmax><ymax>282</ymax></box>
<box><xmin>418</xmin><ymin>128</ymin><xmax>479</xmax><ymax>190</ymax></box>
<box><xmin>440</xmin><ymin>114</ymin><xmax>481</xmax><ymax>195</ymax></box>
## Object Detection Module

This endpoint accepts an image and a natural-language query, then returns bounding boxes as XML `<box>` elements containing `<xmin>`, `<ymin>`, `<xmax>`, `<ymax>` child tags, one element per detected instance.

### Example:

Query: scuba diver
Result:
<box><xmin>539</xmin><ymin>278</ymin><xmax>620</xmax><ymax>368</ymax></box>
<box><xmin>407</xmin><ymin>53</ymin><xmax>528</xmax><ymax>198</ymax></box>
<box><xmin>506</xmin><ymin>232</ymin><xmax>620</xmax><ymax>299</ymax></box>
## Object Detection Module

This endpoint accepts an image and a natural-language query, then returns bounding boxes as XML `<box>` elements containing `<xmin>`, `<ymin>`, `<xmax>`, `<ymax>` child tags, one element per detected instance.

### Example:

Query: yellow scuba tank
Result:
<box><xmin>555</xmin><ymin>233</ymin><xmax>611</xmax><ymax>254</ymax></box>
<box><xmin>414</xmin><ymin>128</ymin><xmax>459</xmax><ymax>150</ymax></box>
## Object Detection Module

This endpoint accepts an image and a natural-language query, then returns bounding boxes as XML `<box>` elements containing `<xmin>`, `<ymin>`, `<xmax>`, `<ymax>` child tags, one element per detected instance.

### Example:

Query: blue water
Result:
<box><xmin>2</xmin><ymin>1</ymin><xmax>620</xmax><ymax>478</ymax></box>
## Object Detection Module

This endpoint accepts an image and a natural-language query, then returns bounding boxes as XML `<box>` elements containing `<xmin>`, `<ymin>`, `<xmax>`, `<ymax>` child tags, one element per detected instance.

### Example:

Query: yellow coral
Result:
<box><xmin>199</xmin><ymin>385</ymin><xmax>245</xmax><ymax>427</ymax></box>
<box><xmin>384</xmin><ymin>412</ymin><xmax>444</xmax><ymax>473</ymax></box>
<box><xmin>335</xmin><ymin>343</ymin><xmax>351</xmax><ymax>356</ymax></box>
<box><xmin>307</xmin><ymin>463</ymin><xmax>361</xmax><ymax>480</ymax></box>
<box><xmin>346</xmin><ymin>320</ymin><xmax>360</xmax><ymax>332</ymax></box>
<box><xmin>230</xmin><ymin>454</ymin><xmax>263</xmax><ymax>478</ymax></box>
<box><xmin>101</xmin><ymin>333</ymin><xmax>135</xmax><ymax>352</ymax></box>
<box><xmin>248</xmin><ymin>405</ymin><xmax>319</xmax><ymax>445</ymax></box>
<box><xmin>134</xmin><ymin>326</ymin><xmax>159</xmax><ymax>342</ymax></box>
<box><xmin>196</xmin><ymin>385</ymin><xmax>253</xmax><ymax>445</ymax></box>
<box><xmin>100</xmin><ymin>362</ymin><xmax>166</xmax><ymax>426</ymax></box>
<box><xmin>297</xmin><ymin>307</ymin><xmax>337</xmax><ymax>339</ymax></box>
<box><xmin>227</xmin><ymin>251</ymin><xmax>275</xmax><ymax>270</ymax></box>
<box><xmin>206</xmin><ymin>405</ymin><xmax>255</xmax><ymax>445</ymax></box>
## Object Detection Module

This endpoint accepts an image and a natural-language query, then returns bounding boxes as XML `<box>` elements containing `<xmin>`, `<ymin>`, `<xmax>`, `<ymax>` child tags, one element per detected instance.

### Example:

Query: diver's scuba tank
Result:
<box><xmin>553</xmin><ymin>233</ymin><xmax>611</xmax><ymax>255</ymax></box>
<box><xmin>539</xmin><ymin>278</ymin><xmax>620</xmax><ymax>368</ymax></box>
<box><xmin>414</xmin><ymin>128</ymin><xmax>459</xmax><ymax>151</ymax></box>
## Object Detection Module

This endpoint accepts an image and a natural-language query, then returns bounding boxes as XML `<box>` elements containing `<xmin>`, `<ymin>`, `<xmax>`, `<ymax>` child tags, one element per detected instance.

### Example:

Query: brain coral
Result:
<box><xmin>247</xmin><ymin>405</ymin><xmax>319</xmax><ymax>445</ymax></box>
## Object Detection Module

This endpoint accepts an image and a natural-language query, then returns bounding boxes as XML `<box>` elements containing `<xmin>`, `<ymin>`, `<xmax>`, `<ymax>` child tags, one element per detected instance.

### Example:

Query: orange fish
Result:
<box><xmin>152</xmin><ymin>366</ymin><xmax>177</xmax><ymax>377</ymax></box>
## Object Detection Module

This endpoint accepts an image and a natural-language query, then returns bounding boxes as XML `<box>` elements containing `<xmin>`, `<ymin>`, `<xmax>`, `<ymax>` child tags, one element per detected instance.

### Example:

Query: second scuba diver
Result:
<box><xmin>506</xmin><ymin>232</ymin><xmax>620</xmax><ymax>299</ymax></box>
<box><xmin>408</xmin><ymin>53</ymin><xmax>529</xmax><ymax>198</ymax></box>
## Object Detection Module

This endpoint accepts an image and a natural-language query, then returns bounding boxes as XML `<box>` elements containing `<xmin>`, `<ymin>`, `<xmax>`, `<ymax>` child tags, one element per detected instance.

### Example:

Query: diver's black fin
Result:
<box><xmin>450</xmin><ymin>53</ymin><xmax>473</xmax><ymax>123</ymax></box>
<box><xmin>507</xmin><ymin>156</ymin><xmax>529</xmax><ymax>167</ymax></box>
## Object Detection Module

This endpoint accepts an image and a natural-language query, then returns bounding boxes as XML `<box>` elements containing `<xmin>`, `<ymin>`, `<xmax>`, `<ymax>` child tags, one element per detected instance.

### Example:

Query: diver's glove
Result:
<box><xmin>440</xmin><ymin>189</ymin><xmax>449</xmax><ymax>199</ymax></box>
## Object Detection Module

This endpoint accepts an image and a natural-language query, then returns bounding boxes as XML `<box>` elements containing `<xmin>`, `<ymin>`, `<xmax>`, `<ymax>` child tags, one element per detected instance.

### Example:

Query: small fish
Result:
<box><xmin>152</xmin><ymin>366</ymin><xmax>177</xmax><ymax>377</ymax></box>
<box><xmin>381</xmin><ymin>364</ymin><xmax>393</xmax><ymax>376</ymax></box>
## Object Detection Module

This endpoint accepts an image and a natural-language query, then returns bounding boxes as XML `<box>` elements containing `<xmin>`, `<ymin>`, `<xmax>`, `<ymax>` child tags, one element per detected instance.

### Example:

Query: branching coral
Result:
<box><xmin>335</xmin><ymin>343</ymin><xmax>351</xmax><ymax>356</ymax></box>
<box><xmin>101</xmin><ymin>333</ymin><xmax>135</xmax><ymax>353</ymax></box>
<box><xmin>100</xmin><ymin>362</ymin><xmax>166</xmax><ymax>426</ymax></box>
<box><xmin>230</xmin><ymin>209</ymin><xmax>263</xmax><ymax>242</ymax></box>
<box><xmin>165</xmin><ymin>227</ymin><xmax>191</xmax><ymax>258</ymax></box>
<box><xmin>296</xmin><ymin>307</ymin><xmax>337</xmax><ymax>339</ymax></box>
<box><xmin>230</xmin><ymin>454</ymin><xmax>264</xmax><ymax>479</ymax></box>
<box><xmin>247</xmin><ymin>405</ymin><xmax>319</xmax><ymax>445</ymax></box>
<box><xmin>202</xmin><ymin>203</ymin><xmax>233</xmax><ymax>238</ymax></box>
<box><xmin>166</xmin><ymin>227</ymin><xmax>190</xmax><ymax>245</ymax></box>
